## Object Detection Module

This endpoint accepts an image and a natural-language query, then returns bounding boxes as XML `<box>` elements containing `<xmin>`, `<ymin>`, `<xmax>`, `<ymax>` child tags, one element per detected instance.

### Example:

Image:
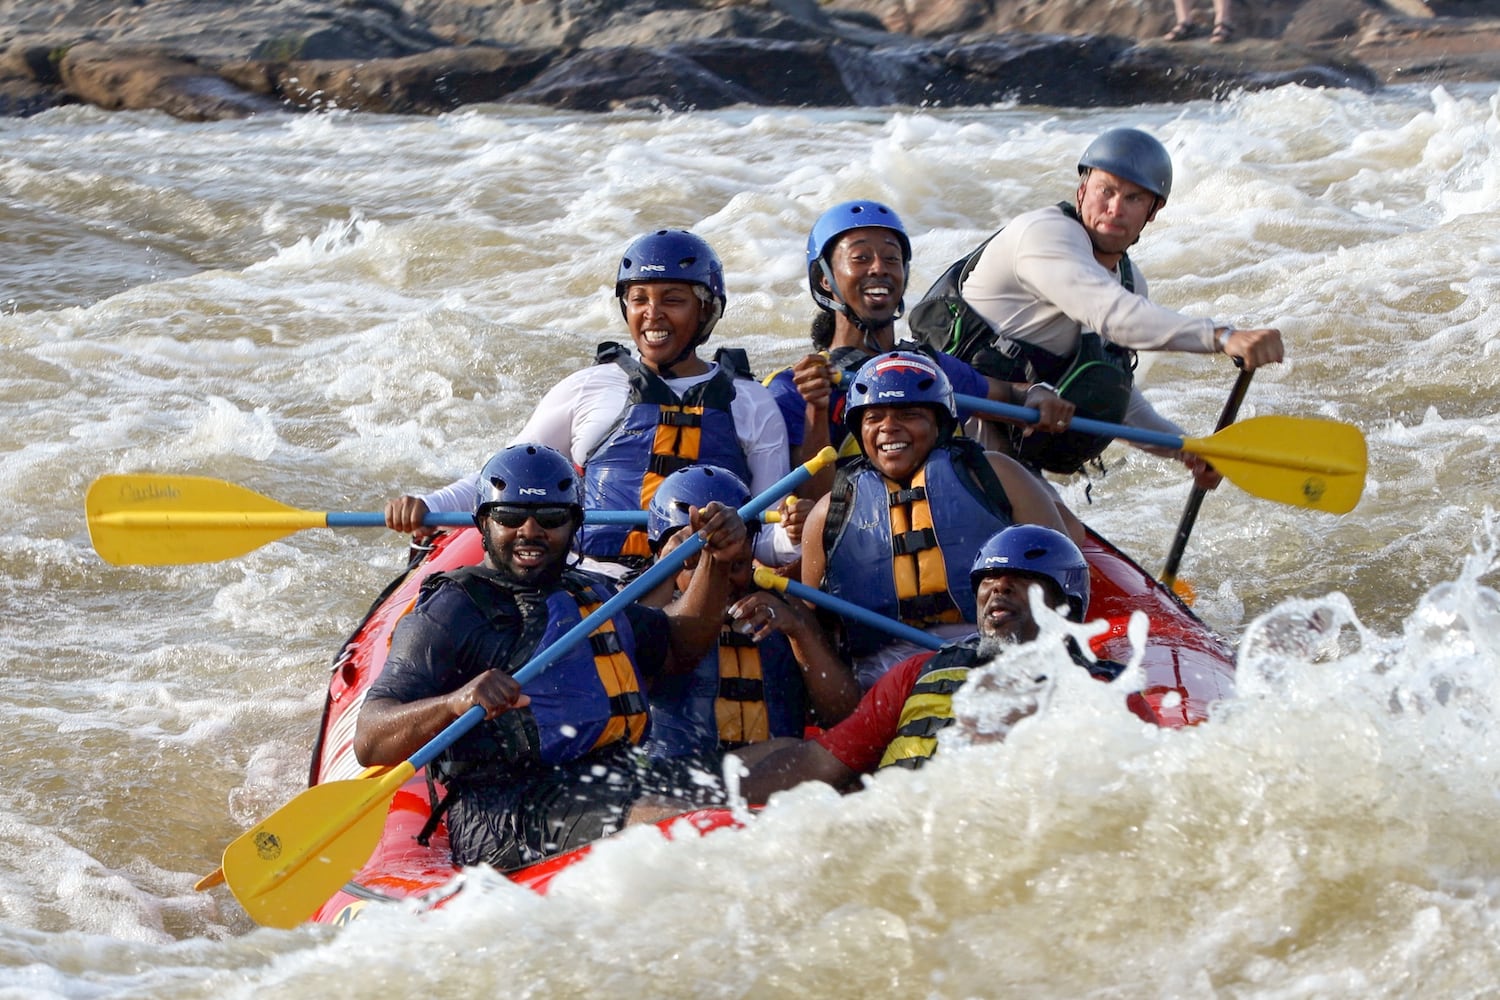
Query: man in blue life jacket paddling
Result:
<box><xmin>355</xmin><ymin>442</ymin><xmax>746</xmax><ymax>871</ymax></box>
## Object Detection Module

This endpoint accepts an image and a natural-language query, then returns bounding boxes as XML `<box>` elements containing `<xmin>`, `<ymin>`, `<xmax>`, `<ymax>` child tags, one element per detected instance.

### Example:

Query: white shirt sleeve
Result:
<box><xmin>727</xmin><ymin>377</ymin><xmax>798</xmax><ymax>566</ymax></box>
<box><xmin>511</xmin><ymin>365</ymin><xmax>630</xmax><ymax>465</ymax></box>
<box><xmin>964</xmin><ymin>206</ymin><xmax>1219</xmax><ymax>356</ymax></box>
<box><xmin>414</xmin><ymin>366</ymin><xmax>629</xmax><ymax>514</ymax></box>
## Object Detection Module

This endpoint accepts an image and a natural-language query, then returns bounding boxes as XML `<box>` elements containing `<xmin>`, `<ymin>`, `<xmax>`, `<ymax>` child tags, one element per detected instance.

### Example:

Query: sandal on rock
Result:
<box><xmin>1162</xmin><ymin>20</ymin><xmax>1203</xmax><ymax>41</ymax></box>
<box><xmin>1210</xmin><ymin>21</ymin><xmax>1236</xmax><ymax>43</ymax></box>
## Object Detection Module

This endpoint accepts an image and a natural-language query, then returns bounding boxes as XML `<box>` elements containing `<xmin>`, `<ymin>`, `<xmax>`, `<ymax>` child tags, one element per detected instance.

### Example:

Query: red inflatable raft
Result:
<box><xmin>306</xmin><ymin>526</ymin><xmax>1235</xmax><ymax>925</ymax></box>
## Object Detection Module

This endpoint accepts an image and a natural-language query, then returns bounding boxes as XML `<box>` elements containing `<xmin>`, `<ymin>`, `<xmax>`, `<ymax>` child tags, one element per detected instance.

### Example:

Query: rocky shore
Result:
<box><xmin>1</xmin><ymin>0</ymin><xmax>1497</xmax><ymax>121</ymax></box>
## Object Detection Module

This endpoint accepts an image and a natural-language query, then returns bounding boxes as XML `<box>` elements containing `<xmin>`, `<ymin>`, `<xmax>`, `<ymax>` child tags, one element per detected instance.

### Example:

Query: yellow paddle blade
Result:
<box><xmin>195</xmin><ymin>764</ymin><xmax>392</xmax><ymax>892</ymax></box>
<box><xmin>221</xmin><ymin>764</ymin><xmax>414</xmax><ymax>929</ymax></box>
<box><xmin>87</xmin><ymin>474</ymin><xmax>325</xmax><ymax>566</ymax></box>
<box><xmin>1183</xmin><ymin>415</ymin><xmax>1367</xmax><ymax>514</ymax></box>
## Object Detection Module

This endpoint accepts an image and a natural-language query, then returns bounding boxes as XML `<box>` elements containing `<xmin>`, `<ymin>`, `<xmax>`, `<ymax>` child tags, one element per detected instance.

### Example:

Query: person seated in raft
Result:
<box><xmin>385</xmin><ymin>229</ymin><xmax>801</xmax><ymax>576</ymax></box>
<box><xmin>761</xmin><ymin>200</ymin><xmax>1077</xmax><ymax>502</ymax></box>
<box><xmin>799</xmin><ymin>350</ymin><xmax>1067</xmax><ymax>690</ymax></box>
<box><xmin>915</xmin><ymin>127</ymin><xmax>1283</xmax><ymax>485</ymax></box>
<box><xmin>634</xmin><ymin>464</ymin><xmax>861</xmax><ymax>762</ymax></box>
<box><xmin>354</xmin><ymin>442</ymin><xmax>745</xmax><ymax>872</ymax></box>
<box><xmin>737</xmin><ymin>525</ymin><xmax>1124</xmax><ymax>801</ymax></box>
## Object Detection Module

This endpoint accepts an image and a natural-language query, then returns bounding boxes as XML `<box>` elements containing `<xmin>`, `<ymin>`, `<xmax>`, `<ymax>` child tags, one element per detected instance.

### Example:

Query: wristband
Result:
<box><xmin>1026</xmin><ymin>381</ymin><xmax>1057</xmax><ymax>396</ymax></box>
<box><xmin>1215</xmin><ymin>327</ymin><xmax>1234</xmax><ymax>353</ymax></box>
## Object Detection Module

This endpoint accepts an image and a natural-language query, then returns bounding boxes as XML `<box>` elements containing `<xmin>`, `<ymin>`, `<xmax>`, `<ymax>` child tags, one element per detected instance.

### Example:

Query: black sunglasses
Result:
<box><xmin>481</xmin><ymin>505</ymin><xmax>576</xmax><ymax>530</ymax></box>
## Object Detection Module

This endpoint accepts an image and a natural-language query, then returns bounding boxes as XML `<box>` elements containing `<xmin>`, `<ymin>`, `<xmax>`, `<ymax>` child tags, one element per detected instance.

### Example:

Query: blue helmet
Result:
<box><xmin>473</xmin><ymin>443</ymin><xmax>582</xmax><ymax>524</ymax></box>
<box><xmin>970</xmin><ymin>525</ymin><xmax>1090</xmax><ymax>622</ymax></box>
<box><xmin>843</xmin><ymin>350</ymin><xmax>957</xmax><ymax>450</ymax></box>
<box><xmin>615</xmin><ymin>229</ymin><xmax>727</xmax><ymax>345</ymax></box>
<box><xmin>806</xmin><ymin>200</ymin><xmax>912</xmax><ymax>314</ymax></box>
<box><xmin>1078</xmin><ymin>128</ymin><xmax>1173</xmax><ymax>200</ymax></box>
<box><xmin>646</xmin><ymin>465</ymin><xmax>751</xmax><ymax>548</ymax></box>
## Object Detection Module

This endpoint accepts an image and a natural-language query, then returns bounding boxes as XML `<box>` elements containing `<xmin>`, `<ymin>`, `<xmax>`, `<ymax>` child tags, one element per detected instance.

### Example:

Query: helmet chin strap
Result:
<box><xmin>654</xmin><ymin>296</ymin><xmax>720</xmax><ymax>379</ymax></box>
<box><xmin>819</xmin><ymin>258</ymin><xmax>903</xmax><ymax>354</ymax></box>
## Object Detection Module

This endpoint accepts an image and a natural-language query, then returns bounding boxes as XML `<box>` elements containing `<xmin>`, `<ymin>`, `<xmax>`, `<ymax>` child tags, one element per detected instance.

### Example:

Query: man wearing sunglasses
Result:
<box><xmin>354</xmin><ymin>442</ymin><xmax>747</xmax><ymax>872</ymax></box>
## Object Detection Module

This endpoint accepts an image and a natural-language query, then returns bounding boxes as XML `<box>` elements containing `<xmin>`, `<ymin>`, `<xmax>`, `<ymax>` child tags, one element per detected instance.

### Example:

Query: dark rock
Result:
<box><xmin>259</xmin><ymin>44</ymin><xmax>553</xmax><ymax>113</ymax></box>
<box><xmin>504</xmin><ymin>45</ymin><xmax>762</xmax><ymax>112</ymax></box>
<box><xmin>1106</xmin><ymin>38</ymin><xmax>1382</xmax><ymax>103</ymax></box>
<box><xmin>667</xmin><ymin>37</ymin><xmax>854</xmax><ymax>106</ymax></box>
<box><xmin>916</xmin><ymin>34</ymin><xmax>1136</xmax><ymax>108</ymax></box>
<box><xmin>0</xmin><ymin>0</ymin><xmax>1494</xmax><ymax>120</ymax></box>
<box><xmin>56</xmin><ymin>42</ymin><xmax>282</xmax><ymax>120</ymax></box>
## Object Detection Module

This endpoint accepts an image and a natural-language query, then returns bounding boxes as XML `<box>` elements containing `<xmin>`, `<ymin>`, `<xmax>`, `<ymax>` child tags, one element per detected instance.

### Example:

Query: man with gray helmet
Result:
<box><xmin>913</xmin><ymin>128</ymin><xmax>1283</xmax><ymax>485</ymax></box>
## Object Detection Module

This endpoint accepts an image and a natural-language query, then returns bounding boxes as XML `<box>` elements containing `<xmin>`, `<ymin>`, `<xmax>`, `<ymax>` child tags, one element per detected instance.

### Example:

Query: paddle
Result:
<box><xmin>216</xmin><ymin>447</ymin><xmax>837</xmax><ymax>929</ymax></box>
<box><xmin>87</xmin><ymin>474</ymin><xmax>652</xmax><ymax>566</ymax></box>
<box><xmin>953</xmin><ymin>392</ymin><xmax>1366</xmax><ymax>514</ymax></box>
<box><xmin>1160</xmin><ymin>368</ymin><xmax>1255</xmax><ymax>594</ymax></box>
<box><xmin>753</xmin><ymin>567</ymin><xmax>943</xmax><ymax>652</ymax></box>
<box><xmin>191</xmin><ymin>762</ymin><xmax>394</xmax><ymax>892</ymax></box>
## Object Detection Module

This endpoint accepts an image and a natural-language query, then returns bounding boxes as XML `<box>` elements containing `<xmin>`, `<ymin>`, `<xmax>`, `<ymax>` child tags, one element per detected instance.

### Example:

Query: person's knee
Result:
<box><xmin>624</xmin><ymin>794</ymin><xmax>693</xmax><ymax>827</ymax></box>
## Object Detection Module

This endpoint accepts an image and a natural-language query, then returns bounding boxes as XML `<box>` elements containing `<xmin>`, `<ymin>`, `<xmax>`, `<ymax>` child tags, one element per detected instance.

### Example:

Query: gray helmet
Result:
<box><xmin>1077</xmin><ymin>128</ymin><xmax>1172</xmax><ymax>200</ymax></box>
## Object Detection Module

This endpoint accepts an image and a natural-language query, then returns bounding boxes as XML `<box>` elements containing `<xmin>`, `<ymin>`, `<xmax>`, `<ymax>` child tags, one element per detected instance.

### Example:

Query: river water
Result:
<box><xmin>3</xmin><ymin>83</ymin><xmax>1500</xmax><ymax>997</ymax></box>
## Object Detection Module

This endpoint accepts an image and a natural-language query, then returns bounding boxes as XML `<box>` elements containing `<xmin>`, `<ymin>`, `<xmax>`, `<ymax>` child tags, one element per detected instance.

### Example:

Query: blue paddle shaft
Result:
<box><xmin>404</xmin><ymin>454</ymin><xmax>826</xmax><ymax>771</ymax></box>
<box><xmin>777</xmin><ymin>576</ymin><xmax>946</xmax><ymax>652</ymax></box>
<box><xmin>324</xmin><ymin>510</ymin><xmax>645</xmax><ymax>528</ymax></box>
<box><xmin>955</xmin><ymin>393</ymin><xmax>1185</xmax><ymax>451</ymax></box>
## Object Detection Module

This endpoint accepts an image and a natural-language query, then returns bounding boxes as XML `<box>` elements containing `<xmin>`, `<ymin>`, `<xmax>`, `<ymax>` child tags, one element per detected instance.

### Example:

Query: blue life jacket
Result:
<box><xmin>645</xmin><ymin>626</ymin><xmax>808</xmax><ymax>758</ymax></box>
<box><xmin>431</xmin><ymin>566</ymin><xmax>649</xmax><ymax>781</ymax></box>
<box><xmin>822</xmin><ymin>440</ymin><xmax>1013</xmax><ymax>658</ymax></box>
<box><xmin>578</xmin><ymin>343</ymin><xmax>754</xmax><ymax>563</ymax></box>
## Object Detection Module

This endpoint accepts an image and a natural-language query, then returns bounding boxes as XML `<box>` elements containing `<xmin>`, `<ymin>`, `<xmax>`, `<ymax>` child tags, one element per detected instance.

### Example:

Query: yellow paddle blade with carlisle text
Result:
<box><xmin>86</xmin><ymin>474</ymin><xmax>327</xmax><ymax>566</ymax></box>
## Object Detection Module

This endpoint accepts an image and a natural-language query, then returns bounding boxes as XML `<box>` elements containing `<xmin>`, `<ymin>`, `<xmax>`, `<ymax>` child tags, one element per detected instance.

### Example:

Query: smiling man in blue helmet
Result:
<box><xmin>798</xmin><ymin>350</ymin><xmax>1068</xmax><ymax>689</ymax></box>
<box><xmin>737</xmin><ymin>524</ymin><xmax>1125</xmax><ymax>800</ymax></box>
<box><xmin>763</xmin><ymin>199</ymin><xmax>1077</xmax><ymax>500</ymax></box>
<box><xmin>911</xmin><ymin>128</ymin><xmax>1285</xmax><ymax>483</ymax></box>
<box><xmin>386</xmin><ymin>229</ymin><xmax>798</xmax><ymax>573</ymax></box>
<box><xmin>356</xmin><ymin>442</ymin><xmax>747</xmax><ymax>871</ymax></box>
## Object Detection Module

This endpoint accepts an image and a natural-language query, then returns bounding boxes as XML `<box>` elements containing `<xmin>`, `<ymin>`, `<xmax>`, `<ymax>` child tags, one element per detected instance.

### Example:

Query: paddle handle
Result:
<box><xmin>753</xmin><ymin>566</ymin><xmax>945</xmax><ymax>652</ymax></box>
<box><xmin>403</xmin><ymin>446</ymin><xmax>837</xmax><ymax>771</ymax></box>
<box><xmin>955</xmin><ymin>393</ymin><xmax>1184</xmax><ymax>451</ymax></box>
<box><xmin>325</xmin><ymin>510</ymin><xmax>649</xmax><ymax>527</ymax></box>
<box><xmin>1160</xmin><ymin>368</ymin><xmax>1255</xmax><ymax>588</ymax></box>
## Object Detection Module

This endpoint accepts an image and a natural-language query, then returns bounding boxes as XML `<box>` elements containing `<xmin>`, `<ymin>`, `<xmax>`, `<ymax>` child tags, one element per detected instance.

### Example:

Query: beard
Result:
<box><xmin>481</xmin><ymin>532</ymin><xmax>571</xmax><ymax>589</ymax></box>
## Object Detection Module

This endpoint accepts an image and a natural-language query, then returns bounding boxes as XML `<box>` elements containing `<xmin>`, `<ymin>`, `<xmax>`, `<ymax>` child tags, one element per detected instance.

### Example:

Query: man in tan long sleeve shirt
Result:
<box><xmin>951</xmin><ymin>128</ymin><xmax>1284</xmax><ymax>486</ymax></box>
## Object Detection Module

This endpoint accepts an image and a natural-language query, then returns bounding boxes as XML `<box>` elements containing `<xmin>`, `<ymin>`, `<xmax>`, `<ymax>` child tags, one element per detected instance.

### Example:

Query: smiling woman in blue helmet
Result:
<box><xmin>933</xmin><ymin>127</ymin><xmax>1285</xmax><ymax>483</ymax></box>
<box><xmin>386</xmin><ymin>229</ymin><xmax>797</xmax><ymax>573</ymax></box>
<box><xmin>798</xmin><ymin>350</ymin><xmax>1067</xmax><ymax>689</ymax></box>
<box><xmin>763</xmin><ymin>199</ymin><xmax>1076</xmax><ymax>499</ymax></box>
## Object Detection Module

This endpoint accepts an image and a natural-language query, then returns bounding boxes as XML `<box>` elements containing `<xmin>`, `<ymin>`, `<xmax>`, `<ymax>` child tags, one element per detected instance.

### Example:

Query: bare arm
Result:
<box><xmin>987</xmin><ymin>452</ymin><xmax>1068</xmax><ymax>533</ymax></box>
<box><xmin>354</xmin><ymin>670</ymin><xmax>528</xmax><ymax>766</ymax></box>
<box><xmin>728</xmin><ymin>589</ymin><xmax>861</xmax><ymax>725</ymax></box>
<box><xmin>789</xmin><ymin>354</ymin><xmax>837</xmax><ymax>500</ymax></box>
<box><xmin>735</xmin><ymin>739</ymin><xmax>860</xmax><ymax>804</ymax></box>
<box><xmin>798</xmin><ymin>494</ymin><xmax>831</xmax><ymax>592</ymax></box>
